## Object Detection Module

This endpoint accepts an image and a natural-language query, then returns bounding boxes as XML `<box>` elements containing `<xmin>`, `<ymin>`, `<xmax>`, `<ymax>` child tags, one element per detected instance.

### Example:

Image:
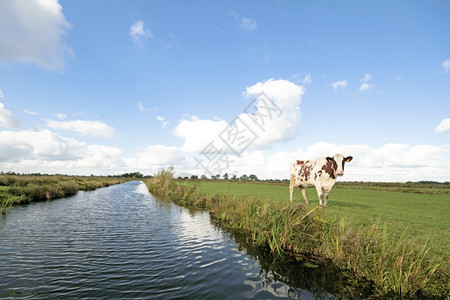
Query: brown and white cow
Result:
<box><xmin>289</xmin><ymin>154</ymin><xmax>353</xmax><ymax>206</ymax></box>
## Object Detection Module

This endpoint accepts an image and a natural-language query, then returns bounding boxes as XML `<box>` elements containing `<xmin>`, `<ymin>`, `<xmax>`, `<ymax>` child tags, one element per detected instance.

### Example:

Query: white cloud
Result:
<box><xmin>156</xmin><ymin>116</ymin><xmax>169</xmax><ymax>128</ymax></box>
<box><xmin>122</xmin><ymin>145</ymin><xmax>187</xmax><ymax>176</ymax></box>
<box><xmin>24</xmin><ymin>109</ymin><xmax>39</xmax><ymax>116</ymax></box>
<box><xmin>229</xmin><ymin>11</ymin><xmax>257</xmax><ymax>32</ymax></box>
<box><xmin>174</xmin><ymin>79</ymin><xmax>304</xmax><ymax>154</ymax></box>
<box><xmin>0</xmin><ymin>129</ymin><xmax>83</xmax><ymax>162</ymax></box>
<box><xmin>359</xmin><ymin>82</ymin><xmax>375</xmax><ymax>91</ymax></box>
<box><xmin>302</xmin><ymin>74</ymin><xmax>312</xmax><ymax>85</ymax></box>
<box><xmin>174</xmin><ymin>116</ymin><xmax>228</xmax><ymax>152</ymax></box>
<box><xmin>1</xmin><ymin>127</ymin><xmax>448</xmax><ymax>181</ymax></box>
<box><xmin>137</xmin><ymin>102</ymin><xmax>155</xmax><ymax>112</ymax></box>
<box><xmin>360</xmin><ymin>73</ymin><xmax>372</xmax><ymax>82</ymax></box>
<box><xmin>359</xmin><ymin>73</ymin><xmax>375</xmax><ymax>91</ymax></box>
<box><xmin>228</xmin><ymin>10</ymin><xmax>240</xmax><ymax>20</ymax></box>
<box><xmin>0</xmin><ymin>0</ymin><xmax>73</xmax><ymax>71</ymax></box>
<box><xmin>292</xmin><ymin>74</ymin><xmax>312</xmax><ymax>85</ymax></box>
<box><xmin>332</xmin><ymin>80</ymin><xmax>347</xmax><ymax>90</ymax></box>
<box><xmin>435</xmin><ymin>118</ymin><xmax>450</xmax><ymax>133</ymax></box>
<box><xmin>131</xmin><ymin>145</ymin><xmax>184</xmax><ymax>166</ymax></box>
<box><xmin>0</xmin><ymin>128</ymin><xmax>130</xmax><ymax>175</ymax></box>
<box><xmin>55</xmin><ymin>113</ymin><xmax>66</xmax><ymax>119</ymax></box>
<box><xmin>441</xmin><ymin>59</ymin><xmax>450</xmax><ymax>73</ymax></box>
<box><xmin>242</xmin><ymin>79</ymin><xmax>304</xmax><ymax>147</ymax></box>
<box><xmin>45</xmin><ymin>119</ymin><xmax>117</xmax><ymax>139</ymax></box>
<box><xmin>0</xmin><ymin>102</ymin><xmax>20</xmax><ymax>128</ymax></box>
<box><xmin>81</xmin><ymin>145</ymin><xmax>124</xmax><ymax>169</ymax></box>
<box><xmin>240</xmin><ymin>18</ymin><xmax>257</xmax><ymax>32</ymax></box>
<box><xmin>129</xmin><ymin>21</ymin><xmax>153</xmax><ymax>47</ymax></box>
<box><xmin>0</xmin><ymin>129</ymin><xmax>183</xmax><ymax>175</ymax></box>
<box><xmin>243</xmin><ymin>79</ymin><xmax>304</xmax><ymax>109</ymax></box>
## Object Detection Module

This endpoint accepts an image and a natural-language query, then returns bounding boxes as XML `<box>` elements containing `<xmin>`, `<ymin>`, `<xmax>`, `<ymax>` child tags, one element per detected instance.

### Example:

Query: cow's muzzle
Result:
<box><xmin>336</xmin><ymin>170</ymin><xmax>344</xmax><ymax>176</ymax></box>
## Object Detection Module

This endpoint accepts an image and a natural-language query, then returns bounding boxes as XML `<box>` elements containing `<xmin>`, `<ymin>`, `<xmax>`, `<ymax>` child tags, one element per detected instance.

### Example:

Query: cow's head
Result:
<box><xmin>326</xmin><ymin>154</ymin><xmax>353</xmax><ymax>177</ymax></box>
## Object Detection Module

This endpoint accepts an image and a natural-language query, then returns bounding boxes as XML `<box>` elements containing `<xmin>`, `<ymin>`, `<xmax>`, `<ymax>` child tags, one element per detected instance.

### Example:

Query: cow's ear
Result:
<box><xmin>326</xmin><ymin>157</ymin><xmax>333</xmax><ymax>162</ymax></box>
<box><xmin>345</xmin><ymin>156</ymin><xmax>353</xmax><ymax>162</ymax></box>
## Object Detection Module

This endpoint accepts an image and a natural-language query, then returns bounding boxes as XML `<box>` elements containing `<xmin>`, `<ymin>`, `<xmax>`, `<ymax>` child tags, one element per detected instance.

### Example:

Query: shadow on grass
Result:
<box><xmin>329</xmin><ymin>201</ymin><xmax>369</xmax><ymax>208</ymax></box>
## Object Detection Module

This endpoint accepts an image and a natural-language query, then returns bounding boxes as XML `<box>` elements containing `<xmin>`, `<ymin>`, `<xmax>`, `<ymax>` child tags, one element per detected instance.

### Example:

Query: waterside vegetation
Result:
<box><xmin>0</xmin><ymin>174</ymin><xmax>131</xmax><ymax>214</ymax></box>
<box><xmin>189</xmin><ymin>180</ymin><xmax>449</xmax><ymax>260</ymax></box>
<box><xmin>146</xmin><ymin>168</ymin><xmax>449</xmax><ymax>299</ymax></box>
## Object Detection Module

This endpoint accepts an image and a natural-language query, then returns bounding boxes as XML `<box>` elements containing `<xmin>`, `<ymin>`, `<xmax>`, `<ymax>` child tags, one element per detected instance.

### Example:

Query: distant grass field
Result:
<box><xmin>183</xmin><ymin>180</ymin><xmax>449</xmax><ymax>263</ymax></box>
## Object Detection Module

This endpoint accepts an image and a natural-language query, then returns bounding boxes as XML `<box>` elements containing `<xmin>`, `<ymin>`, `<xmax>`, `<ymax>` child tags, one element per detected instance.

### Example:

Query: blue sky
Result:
<box><xmin>0</xmin><ymin>0</ymin><xmax>449</xmax><ymax>181</ymax></box>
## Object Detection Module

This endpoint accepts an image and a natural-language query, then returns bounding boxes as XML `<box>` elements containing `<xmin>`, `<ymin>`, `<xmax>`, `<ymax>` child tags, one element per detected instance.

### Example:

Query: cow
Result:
<box><xmin>289</xmin><ymin>154</ymin><xmax>353</xmax><ymax>207</ymax></box>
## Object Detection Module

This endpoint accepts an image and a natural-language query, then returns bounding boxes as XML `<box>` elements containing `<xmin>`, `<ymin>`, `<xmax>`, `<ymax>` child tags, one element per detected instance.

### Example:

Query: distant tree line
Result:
<box><xmin>3</xmin><ymin>171</ymin><xmax>448</xmax><ymax>186</ymax></box>
<box><xmin>177</xmin><ymin>173</ymin><xmax>265</xmax><ymax>181</ymax></box>
<box><xmin>0</xmin><ymin>171</ymin><xmax>153</xmax><ymax>179</ymax></box>
<box><xmin>112</xmin><ymin>172</ymin><xmax>144</xmax><ymax>178</ymax></box>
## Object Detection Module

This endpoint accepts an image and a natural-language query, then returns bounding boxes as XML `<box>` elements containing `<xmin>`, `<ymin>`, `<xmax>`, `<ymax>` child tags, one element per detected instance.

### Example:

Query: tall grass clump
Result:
<box><xmin>145</xmin><ymin>168</ymin><xmax>449</xmax><ymax>299</ymax></box>
<box><xmin>322</xmin><ymin>219</ymin><xmax>445</xmax><ymax>297</ymax></box>
<box><xmin>146</xmin><ymin>166</ymin><xmax>176</xmax><ymax>197</ymax></box>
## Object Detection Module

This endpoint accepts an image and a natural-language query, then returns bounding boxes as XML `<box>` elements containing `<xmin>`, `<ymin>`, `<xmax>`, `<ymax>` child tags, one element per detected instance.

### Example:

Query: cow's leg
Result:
<box><xmin>324</xmin><ymin>192</ymin><xmax>330</xmax><ymax>207</ymax></box>
<box><xmin>314</xmin><ymin>183</ymin><xmax>323</xmax><ymax>206</ymax></box>
<box><xmin>301</xmin><ymin>188</ymin><xmax>309</xmax><ymax>204</ymax></box>
<box><xmin>289</xmin><ymin>175</ymin><xmax>294</xmax><ymax>202</ymax></box>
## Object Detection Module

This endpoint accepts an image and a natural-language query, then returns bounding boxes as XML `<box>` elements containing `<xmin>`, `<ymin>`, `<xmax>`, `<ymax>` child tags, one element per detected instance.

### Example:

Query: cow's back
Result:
<box><xmin>291</xmin><ymin>157</ymin><xmax>335</xmax><ymax>187</ymax></box>
<box><xmin>291</xmin><ymin>158</ymin><xmax>316</xmax><ymax>187</ymax></box>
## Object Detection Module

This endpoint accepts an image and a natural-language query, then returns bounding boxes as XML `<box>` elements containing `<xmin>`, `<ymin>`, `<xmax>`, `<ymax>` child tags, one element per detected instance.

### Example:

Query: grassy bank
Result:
<box><xmin>188</xmin><ymin>180</ymin><xmax>449</xmax><ymax>260</ymax></box>
<box><xmin>146</xmin><ymin>169</ymin><xmax>448</xmax><ymax>299</ymax></box>
<box><xmin>0</xmin><ymin>175</ymin><xmax>129</xmax><ymax>213</ymax></box>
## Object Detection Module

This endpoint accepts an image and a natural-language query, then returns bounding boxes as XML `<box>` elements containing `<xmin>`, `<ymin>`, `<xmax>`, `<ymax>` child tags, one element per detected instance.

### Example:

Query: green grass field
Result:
<box><xmin>183</xmin><ymin>180</ymin><xmax>449</xmax><ymax>262</ymax></box>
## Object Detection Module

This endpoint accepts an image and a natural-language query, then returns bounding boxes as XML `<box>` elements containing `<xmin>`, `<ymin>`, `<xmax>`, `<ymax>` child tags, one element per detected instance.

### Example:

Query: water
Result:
<box><xmin>0</xmin><ymin>181</ymin><xmax>352</xmax><ymax>299</ymax></box>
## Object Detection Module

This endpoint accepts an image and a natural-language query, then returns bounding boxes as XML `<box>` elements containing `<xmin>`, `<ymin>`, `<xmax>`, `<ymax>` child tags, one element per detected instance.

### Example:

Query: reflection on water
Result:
<box><xmin>230</xmin><ymin>230</ymin><xmax>374</xmax><ymax>299</ymax></box>
<box><xmin>0</xmin><ymin>181</ymin><xmax>369</xmax><ymax>299</ymax></box>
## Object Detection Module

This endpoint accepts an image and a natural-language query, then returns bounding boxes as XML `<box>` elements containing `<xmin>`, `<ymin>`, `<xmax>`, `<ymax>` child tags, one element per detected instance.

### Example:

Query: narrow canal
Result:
<box><xmin>0</xmin><ymin>181</ymin><xmax>347</xmax><ymax>299</ymax></box>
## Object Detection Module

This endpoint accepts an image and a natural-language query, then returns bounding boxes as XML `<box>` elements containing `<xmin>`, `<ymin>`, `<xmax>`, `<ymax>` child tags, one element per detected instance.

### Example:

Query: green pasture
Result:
<box><xmin>183</xmin><ymin>180</ymin><xmax>449</xmax><ymax>262</ymax></box>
